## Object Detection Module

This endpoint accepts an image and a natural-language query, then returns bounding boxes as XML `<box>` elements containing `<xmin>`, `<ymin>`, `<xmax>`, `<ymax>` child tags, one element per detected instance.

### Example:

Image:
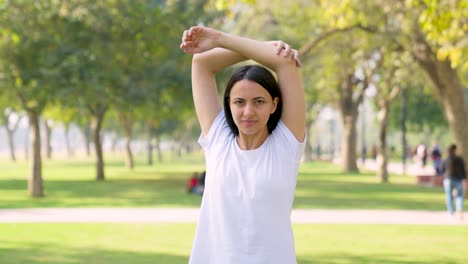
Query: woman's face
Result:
<box><xmin>229</xmin><ymin>80</ymin><xmax>278</xmax><ymax>137</ymax></box>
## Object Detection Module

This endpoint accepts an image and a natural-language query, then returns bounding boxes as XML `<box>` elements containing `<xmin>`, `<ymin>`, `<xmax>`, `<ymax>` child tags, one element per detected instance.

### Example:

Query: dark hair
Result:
<box><xmin>223</xmin><ymin>65</ymin><xmax>282</xmax><ymax>135</ymax></box>
<box><xmin>448</xmin><ymin>144</ymin><xmax>457</xmax><ymax>156</ymax></box>
<box><xmin>447</xmin><ymin>144</ymin><xmax>458</xmax><ymax>177</ymax></box>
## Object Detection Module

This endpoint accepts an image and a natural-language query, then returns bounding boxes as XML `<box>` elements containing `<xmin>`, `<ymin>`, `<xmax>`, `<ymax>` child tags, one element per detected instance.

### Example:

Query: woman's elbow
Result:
<box><xmin>192</xmin><ymin>54</ymin><xmax>219</xmax><ymax>74</ymax></box>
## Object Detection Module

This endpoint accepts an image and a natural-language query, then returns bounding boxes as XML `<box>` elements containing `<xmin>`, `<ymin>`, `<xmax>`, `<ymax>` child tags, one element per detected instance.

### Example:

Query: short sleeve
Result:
<box><xmin>198</xmin><ymin>111</ymin><xmax>231</xmax><ymax>151</ymax></box>
<box><xmin>271</xmin><ymin>120</ymin><xmax>306</xmax><ymax>163</ymax></box>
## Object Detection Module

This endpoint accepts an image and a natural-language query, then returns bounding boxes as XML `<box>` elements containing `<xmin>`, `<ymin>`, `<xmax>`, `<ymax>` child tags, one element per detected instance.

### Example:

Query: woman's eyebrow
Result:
<box><xmin>231</xmin><ymin>96</ymin><xmax>267</xmax><ymax>100</ymax></box>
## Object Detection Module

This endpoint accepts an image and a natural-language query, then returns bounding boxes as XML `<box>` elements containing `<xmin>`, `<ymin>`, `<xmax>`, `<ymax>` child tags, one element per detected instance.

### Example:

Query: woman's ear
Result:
<box><xmin>271</xmin><ymin>97</ymin><xmax>279</xmax><ymax>114</ymax></box>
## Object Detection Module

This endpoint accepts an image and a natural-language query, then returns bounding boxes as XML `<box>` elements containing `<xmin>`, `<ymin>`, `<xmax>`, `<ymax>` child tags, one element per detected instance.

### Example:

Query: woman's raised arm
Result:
<box><xmin>190</xmin><ymin>48</ymin><xmax>246</xmax><ymax>136</ymax></box>
<box><xmin>181</xmin><ymin>26</ymin><xmax>305</xmax><ymax>141</ymax></box>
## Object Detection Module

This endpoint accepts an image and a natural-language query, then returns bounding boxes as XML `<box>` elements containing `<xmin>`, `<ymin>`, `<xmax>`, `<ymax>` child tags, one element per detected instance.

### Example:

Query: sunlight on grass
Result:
<box><xmin>0</xmin><ymin>153</ymin><xmax>445</xmax><ymax>210</ymax></box>
<box><xmin>0</xmin><ymin>223</ymin><xmax>467</xmax><ymax>264</ymax></box>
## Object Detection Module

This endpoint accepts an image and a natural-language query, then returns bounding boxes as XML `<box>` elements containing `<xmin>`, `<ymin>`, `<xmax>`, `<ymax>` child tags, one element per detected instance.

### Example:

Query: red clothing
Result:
<box><xmin>188</xmin><ymin>177</ymin><xmax>198</xmax><ymax>191</ymax></box>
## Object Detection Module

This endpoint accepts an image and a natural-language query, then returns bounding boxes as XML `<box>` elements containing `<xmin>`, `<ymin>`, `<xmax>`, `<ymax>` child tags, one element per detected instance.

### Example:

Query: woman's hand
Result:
<box><xmin>180</xmin><ymin>26</ymin><xmax>221</xmax><ymax>54</ymax></box>
<box><xmin>270</xmin><ymin>40</ymin><xmax>302</xmax><ymax>68</ymax></box>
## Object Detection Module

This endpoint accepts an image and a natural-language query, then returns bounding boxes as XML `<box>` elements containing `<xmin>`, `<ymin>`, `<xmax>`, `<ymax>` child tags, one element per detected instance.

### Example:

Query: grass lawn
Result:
<box><xmin>1</xmin><ymin>153</ymin><xmax>466</xmax><ymax>263</ymax></box>
<box><xmin>0</xmin><ymin>153</ymin><xmax>444</xmax><ymax>210</ymax></box>
<box><xmin>0</xmin><ymin>223</ymin><xmax>467</xmax><ymax>264</ymax></box>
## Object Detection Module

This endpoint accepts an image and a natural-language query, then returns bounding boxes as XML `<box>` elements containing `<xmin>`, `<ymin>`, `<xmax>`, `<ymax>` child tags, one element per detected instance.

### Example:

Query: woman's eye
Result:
<box><xmin>255</xmin><ymin>100</ymin><xmax>265</xmax><ymax>104</ymax></box>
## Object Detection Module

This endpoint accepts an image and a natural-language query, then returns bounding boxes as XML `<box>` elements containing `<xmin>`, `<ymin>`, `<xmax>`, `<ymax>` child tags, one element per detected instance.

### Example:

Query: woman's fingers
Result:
<box><xmin>271</xmin><ymin>41</ymin><xmax>301</xmax><ymax>67</ymax></box>
<box><xmin>273</xmin><ymin>40</ymin><xmax>293</xmax><ymax>57</ymax></box>
<box><xmin>180</xmin><ymin>27</ymin><xmax>200</xmax><ymax>52</ymax></box>
<box><xmin>282</xmin><ymin>44</ymin><xmax>292</xmax><ymax>57</ymax></box>
<box><xmin>275</xmin><ymin>41</ymin><xmax>285</xmax><ymax>55</ymax></box>
<box><xmin>292</xmin><ymin>49</ymin><xmax>302</xmax><ymax>67</ymax></box>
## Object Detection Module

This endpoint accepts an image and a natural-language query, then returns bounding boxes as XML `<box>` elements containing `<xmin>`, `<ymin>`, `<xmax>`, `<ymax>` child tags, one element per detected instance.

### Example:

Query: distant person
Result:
<box><xmin>405</xmin><ymin>144</ymin><xmax>412</xmax><ymax>159</ymax></box>
<box><xmin>441</xmin><ymin>144</ymin><xmax>466</xmax><ymax>220</ymax></box>
<box><xmin>198</xmin><ymin>171</ymin><xmax>206</xmax><ymax>188</ymax></box>
<box><xmin>416</xmin><ymin>143</ymin><xmax>427</xmax><ymax>167</ymax></box>
<box><xmin>371</xmin><ymin>144</ymin><xmax>377</xmax><ymax>160</ymax></box>
<box><xmin>187</xmin><ymin>172</ymin><xmax>203</xmax><ymax>195</ymax></box>
<box><xmin>181</xmin><ymin>26</ymin><xmax>305</xmax><ymax>263</ymax></box>
<box><xmin>431</xmin><ymin>144</ymin><xmax>442</xmax><ymax>176</ymax></box>
<box><xmin>361</xmin><ymin>145</ymin><xmax>367</xmax><ymax>163</ymax></box>
<box><xmin>316</xmin><ymin>144</ymin><xmax>321</xmax><ymax>160</ymax></box>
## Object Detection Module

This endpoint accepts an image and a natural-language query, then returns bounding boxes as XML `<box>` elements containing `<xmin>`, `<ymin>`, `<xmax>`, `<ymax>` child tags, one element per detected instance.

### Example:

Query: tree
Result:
<box><xmin>298</xmin><ymin>0</ymin><xmax>468</xmax><ymax>165</ymax></box>
<box><xmin>0</xmin><ymin>0</ymin><xmax>64</xmax><ymax>196</ymax></box>
<box><xmin>0</xmin><ymin>107</ymin><xmax>23</xmax><ymax>162</ymax></box>
<box><xmin>399</xmin><ymin>0</ymin><xmax>467</xmax><ymax>162</ymax></box>
<box><xmin>370</xmin><ymin>49</ymin><xmax>412</xmax><ymax>182</ymax></box>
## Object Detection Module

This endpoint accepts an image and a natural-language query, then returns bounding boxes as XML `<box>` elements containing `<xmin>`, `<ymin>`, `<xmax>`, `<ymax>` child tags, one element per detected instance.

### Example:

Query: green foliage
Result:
<box><xmin>414</xmin><ymin>0</ymin><xmax>467</xmax><ymax>69</ymax></box>
<box><xmin>1</xmin><ymin>0</ymin><xmax>463</xmax><ymax>146</ymax></box>
<box><xmin>388</xmin><ymin>85</ymin><xmax>447</xmax><ymax>133</ymax></box>
<box><xmin>0</xmin><ymin>0</ymin><xmax>61</xmax><ymax>112</ymax></box>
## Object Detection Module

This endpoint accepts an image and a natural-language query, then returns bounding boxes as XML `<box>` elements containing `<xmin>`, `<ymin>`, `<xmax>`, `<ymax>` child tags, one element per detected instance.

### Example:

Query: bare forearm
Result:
<box><xmin>216</xmin><ymin>32</ymin><xmax>295</xmax><ymax>71</ymax></box>
<box><xmin>193</xmin><ymin>48</ymin><xmax>247</xmax><ymax>73</ymax></box>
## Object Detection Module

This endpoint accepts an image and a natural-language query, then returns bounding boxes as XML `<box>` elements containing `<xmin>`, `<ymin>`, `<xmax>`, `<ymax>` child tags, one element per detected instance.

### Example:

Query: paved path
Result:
<box><xmin>359</xmin><ymin>159</ymin><xmax>436</xmax><ymax>176</ymax></box>
<box><xmin>0</xmin><ymin>208</ymin><xmax>466</xmax><ymax>225</ymax></box>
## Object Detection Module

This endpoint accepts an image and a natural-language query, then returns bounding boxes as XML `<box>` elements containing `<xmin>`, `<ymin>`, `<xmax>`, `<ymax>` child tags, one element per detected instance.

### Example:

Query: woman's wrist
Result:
<box><xmin>215</xmin><ymin>31</ymin><xmax>230</xmax><ymax>50</ymax></box>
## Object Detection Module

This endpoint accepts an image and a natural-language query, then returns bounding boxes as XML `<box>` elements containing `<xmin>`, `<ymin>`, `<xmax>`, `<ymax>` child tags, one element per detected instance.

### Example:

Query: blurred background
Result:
<box><xmin>0</xmin><ymin>0</ymin><xmax>466</xmax><ymax>193</ymax></box>
<box><xmin>1</xmin><ymin>1</ymin><xmax>468</xmax><ymax>263</ymax></box>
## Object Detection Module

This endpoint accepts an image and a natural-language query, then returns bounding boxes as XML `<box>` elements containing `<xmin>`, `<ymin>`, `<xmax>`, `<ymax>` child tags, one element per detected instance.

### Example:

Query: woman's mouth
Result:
<box><xmin>242</xmin><ymin>120</ymin><xmax>257</xmax><ymax>126</ymax></box>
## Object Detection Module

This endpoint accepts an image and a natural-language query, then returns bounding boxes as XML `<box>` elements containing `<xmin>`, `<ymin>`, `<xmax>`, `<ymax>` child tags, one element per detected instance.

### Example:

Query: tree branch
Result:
<box><xmin>299</xmin><ymin>24</ymin><xmax>378</xmax><ymax>56</ymax></box>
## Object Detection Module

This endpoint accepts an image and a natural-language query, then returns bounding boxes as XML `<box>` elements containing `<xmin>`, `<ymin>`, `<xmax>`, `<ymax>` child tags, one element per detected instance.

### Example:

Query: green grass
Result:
<box><xmin>0</xmin><ymin>223</ymin><xmax>466</xmax><ymax>264</ymax></box>
<box><xmin>1</xmin><ymin>153</ymin><xmax>465</xmax><ymax>263</ymax></box>
<box><xmin>0</xmin><ymin>153</ymin><xmax>445</xmax><ymax>210</ymax></box>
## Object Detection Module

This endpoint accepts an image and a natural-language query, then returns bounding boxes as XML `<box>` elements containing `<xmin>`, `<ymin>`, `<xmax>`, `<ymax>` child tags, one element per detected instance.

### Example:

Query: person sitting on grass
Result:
<box><xmin>187</xmin><ymin>172</ymin><xmax>203</xmax><ymax>195</ymax></box>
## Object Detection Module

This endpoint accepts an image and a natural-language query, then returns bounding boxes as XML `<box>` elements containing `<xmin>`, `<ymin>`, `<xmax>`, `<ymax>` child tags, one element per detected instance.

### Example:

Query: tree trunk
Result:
<box><xmin>91</xmin><ymin>109</ymin><xmax>107</xmax><ymax>181</ymax></box>
<box><xmin>401</xmin><ymin>87</ymin><xmax>408</xmax><ymax>174</ymax></box>
<box><xmin>27</xmin><ymin>110</ymin><xmax>43</xmax><ymax>197</ymax></box>
<box><xmin>146</xmin><ymin>122</ymin><xmax>153</xmax><ymax>166</ymax></box>
<box><xmin>411</xmin><ymin>37</ymin><xmax>468</xmax><ymax>170</ymax></box>
<box><xmin>340</xmin><ymin>113</ymin><xmax>359</xmax><ymax>172</ymax></box>
<box><xmin>155</xmin><ymin>134</ymin><xmax>162</xmax><ymax>162</ymax></box>
<box><xmin>64</xmin><ymin>123</ymin><xmax>74</xmax><ymax>158</ymax></box>
<box><xmin>6</xmin><ymin>125</ymin><xmax>16</xmax><ymax>161</ymax></box>
<box><xmin>376</xmin><ymin>102</ymin><xmax>390</xmax><ymax>183</ymax></box>
<box><xmin>337</xmin><ymin>75</ymin><xmax>360</xmax><ymax>172</ymax></box>
<box><xmin>2</xmin><ymin>113</ymin><xmax>17</xmax><ymax>162</ymax></box>
<box><xmin>44</xmin><ymin>120</ymin><xmax>52</xmax><ymax>160</ymax></box>
<box><xmin>118</xmin><ymin>113</ymin><xmax>134</xmax><ymax>169</ymax></box>
<box><xmin>83</xmin><ymin>123</ymin><xmax>92</xmax><ymax>156</ymax></box>
<box><xmin>303</xmin><ymin>118</ymin><xmax>314</xmax><ymax>162</ymax></box>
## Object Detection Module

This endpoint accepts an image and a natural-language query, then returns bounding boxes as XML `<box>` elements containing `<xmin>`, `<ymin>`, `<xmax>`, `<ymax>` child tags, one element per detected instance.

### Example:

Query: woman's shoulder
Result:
<box><xmin>199</xmin><ymin>111</ymin><xmax>233</xmax><ymax>148</ymax></box>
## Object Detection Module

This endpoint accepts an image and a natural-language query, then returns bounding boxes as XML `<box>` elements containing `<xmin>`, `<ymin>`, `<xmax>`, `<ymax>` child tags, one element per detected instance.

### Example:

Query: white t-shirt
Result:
<box><xmin>189</xmin><ymin>111</ymin><xmax>305</xmax><ymax>264</ymax></box>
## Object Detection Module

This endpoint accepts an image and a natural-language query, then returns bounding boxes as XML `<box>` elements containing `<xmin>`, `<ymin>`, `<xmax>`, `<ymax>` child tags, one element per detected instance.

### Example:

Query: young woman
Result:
<box><xmin>180</xmin><ymin>26</ymin><xmax>306</xmax><ymax>264</ymax></box>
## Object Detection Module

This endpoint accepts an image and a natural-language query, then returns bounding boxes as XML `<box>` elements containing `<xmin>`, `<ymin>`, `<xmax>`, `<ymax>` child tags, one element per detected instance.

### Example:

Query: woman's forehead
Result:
<box><xmin>230</xmin><ymin>80</ymin><xmax>269</xmax><ymax>97</ymax></box>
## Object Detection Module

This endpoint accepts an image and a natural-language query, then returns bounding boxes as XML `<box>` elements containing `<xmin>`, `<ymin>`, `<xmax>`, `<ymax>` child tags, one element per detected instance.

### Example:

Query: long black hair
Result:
<box><xmin>223</xmin><ymin>65</ymin><xmax>282</xmax><ymax>135</ymax></box>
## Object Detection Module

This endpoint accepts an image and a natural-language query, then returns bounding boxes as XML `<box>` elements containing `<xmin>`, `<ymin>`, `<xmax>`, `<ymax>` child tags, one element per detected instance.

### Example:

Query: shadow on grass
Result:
<box><xmin>293</xmin><ymin>177</ymin><xmax>443</xmax><ymax>210</ymax></box>
<box><xmin>1</xmin><ymin>172</ymin><xmax>443</xmax><ymax>210</ymax></box>
<box><xmin>0</xmin><ymin>242</ymin><xmax>188</xmax><ymax>264</ymax></box>
<box><xmin>1</xmin><ymin>243</ymin><xmax>464</xmax><ymax>264</ymax></box>
<box><xmin>297</xmin><ymin>254</ymin><xmax>463</xmax><ymax>264</ymax></box>
<box><xmin>0</xmin><ymin>176</ymin><xmax>202</xmax><ymax>208</ymax></box>
<box><xmin>1</xmin><ymin>160</ymin><xmax>443</xmax><ymax>210</ymax></box>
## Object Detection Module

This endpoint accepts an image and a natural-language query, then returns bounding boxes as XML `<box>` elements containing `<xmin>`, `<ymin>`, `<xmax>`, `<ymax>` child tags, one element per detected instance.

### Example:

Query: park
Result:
<box><xmin>1</xmin><ymin>0</ymin><xmax>467</xmax><ymax>263</ymax></box>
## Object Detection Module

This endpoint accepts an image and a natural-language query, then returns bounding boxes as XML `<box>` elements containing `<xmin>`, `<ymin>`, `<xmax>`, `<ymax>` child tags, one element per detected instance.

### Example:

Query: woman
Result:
<box><xmin>180</xmin><ymin>26</ymin><xmax>306</xmax><ymax>264</ymax></box>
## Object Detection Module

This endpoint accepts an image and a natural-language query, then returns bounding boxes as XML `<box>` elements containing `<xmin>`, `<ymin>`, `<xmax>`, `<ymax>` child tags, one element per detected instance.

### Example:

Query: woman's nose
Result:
<box><xmin>244</xmin><ymin>103</ymin><xmax>255</xmax><ymax>116</ymax></box>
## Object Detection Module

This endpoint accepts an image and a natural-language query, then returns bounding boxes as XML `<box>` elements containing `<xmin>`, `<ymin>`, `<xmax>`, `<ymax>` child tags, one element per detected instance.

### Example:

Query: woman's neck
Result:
<box><xmin>236</xmin><ymin>129</ymin><xmax>269</xmax><ymax>150</ymax></box>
